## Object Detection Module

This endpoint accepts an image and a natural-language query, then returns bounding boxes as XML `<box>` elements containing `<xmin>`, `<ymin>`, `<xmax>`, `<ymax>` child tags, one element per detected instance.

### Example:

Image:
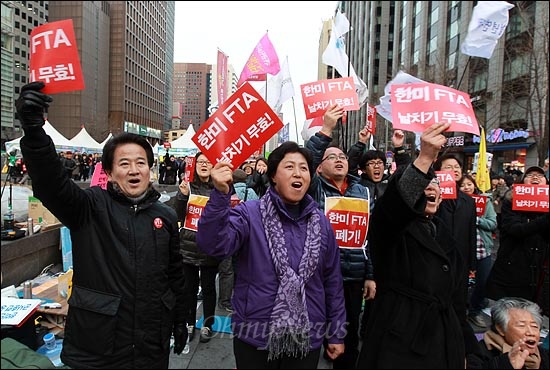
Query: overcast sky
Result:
<box><xmin>173</xmin><ymin>1</ymin><xmax>339</xmax><ymax>143</ymax></box>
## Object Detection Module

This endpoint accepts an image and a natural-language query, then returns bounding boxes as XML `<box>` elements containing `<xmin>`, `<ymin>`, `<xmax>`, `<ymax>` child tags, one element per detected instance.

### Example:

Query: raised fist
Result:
<box><xmin>15</xmin><ymin>81</ymin><xmax>53</xmax><ymax>130</ymax></box>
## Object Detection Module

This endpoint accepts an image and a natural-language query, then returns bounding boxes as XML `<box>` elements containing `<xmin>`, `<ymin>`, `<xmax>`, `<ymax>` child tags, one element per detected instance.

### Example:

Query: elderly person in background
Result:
<box><xmin>467</xmin><ymin>297</ymin><xmax>549</xmax><ymax>369</ymax></box>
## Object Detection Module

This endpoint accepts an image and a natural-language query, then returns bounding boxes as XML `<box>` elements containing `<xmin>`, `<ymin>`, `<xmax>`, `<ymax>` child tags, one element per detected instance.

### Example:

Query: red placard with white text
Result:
<box><xmin>29</xmin><ymin>19</ymin><xmax>85</xmax><ymax>94</ymax></box>
<box><xmin>300</xmin><ymin>77</ymin><xmax>360</xmax><ymax>119</ymax></box>
<box><xmin>183</xmin><ymin>156</ymin><xmax>195</xmax><ymax>183</ymax></box>
<box><xmin>192</xmin><ymin>82</ymin><xmax>283</xmax><ymax>168</ymax></box>
<box><xmin>435</xmin><ymin>171</ymin><xmax>457</xmax><ymax>200</ymax></box>
<box><xmin>512</xmin><ymin>184</ymin><xmax>549</xmax><ymax>212</ymax></box>
<box><xmin>470</xmin><ymin>194</ymin><xmax>488</xmax><ymax>216</ymax></box>
<box><xmin>90</xmin><ymin>162</ymin><xmax>108</xmax><ymax>190</ymax></box>
<box><xmin>366</xmin><ymin>103</ymin><xmax>377</xmax><ymax>134</ymax></box>
<box><xmin>183</xmin><ymin>195</ymin><xmax>209</xmax><ymax>232</ymax></box>
<box><xmin>390</xmin><ymin>83</ymin><xmax>479</xmax><ymax>136</ymax></box>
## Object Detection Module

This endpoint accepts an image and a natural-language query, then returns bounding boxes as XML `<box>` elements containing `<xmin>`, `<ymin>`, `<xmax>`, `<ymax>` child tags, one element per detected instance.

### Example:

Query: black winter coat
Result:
<box><xmin>21</xmin><ymin>135</ymin><xmax>185</xmax><ymax>369</ymax></box>
<box><xmin>357</xmin><ymin>164</ymin><xmax>480</xmax><ymax>368</ymax></box>
<box><xmin>486</xmin><ymin>191</ymin><xmax>549</xmax><ymax>306</ymax></box>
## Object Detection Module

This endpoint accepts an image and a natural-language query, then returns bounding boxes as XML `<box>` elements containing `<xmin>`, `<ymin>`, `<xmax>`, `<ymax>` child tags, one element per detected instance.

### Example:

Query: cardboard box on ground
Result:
<box><xmin>28</xmin><ymin>196</ymin><xmax>59</xmax><ymax>226</ymax></box>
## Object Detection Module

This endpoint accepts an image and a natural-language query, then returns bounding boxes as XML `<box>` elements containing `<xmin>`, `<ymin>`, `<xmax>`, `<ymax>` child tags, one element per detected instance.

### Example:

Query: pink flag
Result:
<box><xmin>237</xmin><ymin>33</ymin><xmax>280</xmax><ymax>86</ymax></box>
<box><xmin>217</xmin><ymin>49</ymin><xmax>228</xmax><ymax>105</ymax></box>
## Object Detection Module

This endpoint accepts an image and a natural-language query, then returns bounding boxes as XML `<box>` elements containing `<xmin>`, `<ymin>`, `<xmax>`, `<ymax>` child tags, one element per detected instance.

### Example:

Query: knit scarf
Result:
<box><xmin>260</xmin><ymin>192</ymin><xmax>321</xmax><ymax>361</ymax></box>
<box><xmin>484</xmin><ymin>329</ymin><xmax>541</xmax><ymax>369</ymax></box>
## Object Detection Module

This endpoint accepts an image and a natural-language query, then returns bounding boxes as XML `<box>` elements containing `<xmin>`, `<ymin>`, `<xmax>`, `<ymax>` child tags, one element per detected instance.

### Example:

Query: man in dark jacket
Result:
<box><xmin>306</xmin><ymin>104</ymin><xmax>371</xmax><ymax>369</ymax></box>
<box><xmin>357</xmin><ymin>122</ymin><xmax>481</xmax><ymax>368</ymax></box>
<box><xmin>16</xmin><ymin>82</ymin><xmax>187</xmax><ymax>369</ymax></box>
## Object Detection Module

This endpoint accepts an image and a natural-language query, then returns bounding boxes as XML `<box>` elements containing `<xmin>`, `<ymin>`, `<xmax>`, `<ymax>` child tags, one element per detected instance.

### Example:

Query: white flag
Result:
<box><xmin>322</xmin><ymin>11</ymin><xmax>368</xmax><ymax>106</ymax></box>
<box><xmin>259</xmin><ymin>56</ymin><xmax>295</xmax><ymax>113</ymax></box>
<box><xmin>461</xmin><ymin>1</ymin><xmax>515</xmax><ymax>59</ymax></box>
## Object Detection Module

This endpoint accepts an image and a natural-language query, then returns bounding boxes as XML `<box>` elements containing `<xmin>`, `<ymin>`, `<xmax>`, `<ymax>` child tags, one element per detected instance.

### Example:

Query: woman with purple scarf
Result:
<box><xmin>196</xmin><ymin>142</ymin><xmax>346</xmax><ymax>368</ymax></box>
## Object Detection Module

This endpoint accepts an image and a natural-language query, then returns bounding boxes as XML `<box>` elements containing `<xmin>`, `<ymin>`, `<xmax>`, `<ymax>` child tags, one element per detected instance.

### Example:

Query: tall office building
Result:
<box><xmin>326</xmin><ymin>1</ymin><xmax>548</xmax><ymax>172</ymax></box>
<box><xmin>172</xmin><ymin>62</ymin><xmax>212</xmax><ymax>131</ymax></box>
<box><xmin>46</xmin><ymin>1</ymin><xmax>173</xmax><ymax>144</ymax></box>
<box><xmin>1</xmin><ymin>0</ymin><xmax>49</xmax><ymax>145</ymax></box>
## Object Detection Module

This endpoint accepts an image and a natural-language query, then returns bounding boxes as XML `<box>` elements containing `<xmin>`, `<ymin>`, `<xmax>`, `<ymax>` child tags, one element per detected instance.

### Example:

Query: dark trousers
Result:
<box><xmin>218</xmin><ymin>257</ymin><xmax>234</xmax><ymax>307</ymax></box>
<box><xmin>332</xmin><ymin>280</ymin><xmax>363</xmax><ymax>369</ymax></box>
<box><xmin>233</xmin><ymin>337</ymin><xmax>321</xmax><ymax>369</ymax></box>
<box><xmin>183</xmin><ymin>264</ymin><xmax>218</xmax><ymax>329</ymax></box>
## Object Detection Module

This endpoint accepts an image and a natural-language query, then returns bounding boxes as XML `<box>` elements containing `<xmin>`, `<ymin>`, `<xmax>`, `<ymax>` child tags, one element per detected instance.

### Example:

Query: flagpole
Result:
<box><xmin>457</xmin><ymin>56</ymin><xmax>472</xmax><ymax>91</ymax></box>
<box><xmin>291</xmin><ymin>97</ymin><xmax>299</xmax><ymax>143</ymax></box>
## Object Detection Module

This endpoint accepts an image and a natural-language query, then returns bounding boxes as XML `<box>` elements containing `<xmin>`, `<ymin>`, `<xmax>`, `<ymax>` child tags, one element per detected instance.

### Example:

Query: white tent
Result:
<box><xmin>69</xmin><ymin>126</ymin><xmax>102</xmax><ymax>152</ymax></box>
<box><xmin>4</xmin><ymin>120</ymin><xmax>73</xmax><ymax>154</ymax></box>
<box><xmin>157</xmin><ymin>125</ymin><xmax>198</xmax><ymax>158</ymax></box>
<box><xmin>170</xmin><ymin>125</ymin><xmax>198</xmax><ymax>149</ymax></box>
<box><xmin>99</xmin><ymin>132</ymin><xmax>113</xmax><ymax>148</ymax></box>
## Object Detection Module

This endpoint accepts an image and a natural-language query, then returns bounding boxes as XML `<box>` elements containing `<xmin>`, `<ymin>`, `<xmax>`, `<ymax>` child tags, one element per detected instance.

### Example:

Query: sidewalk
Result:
<box><xmin>168</xmin><ymin>295</ymin><xmax>332</xmax><ymax>369</ymax></box>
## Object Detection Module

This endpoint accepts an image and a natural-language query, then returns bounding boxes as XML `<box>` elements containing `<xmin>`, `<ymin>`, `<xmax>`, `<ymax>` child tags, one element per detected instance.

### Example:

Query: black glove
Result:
<box><xmin>15</xmin><ymin>81</ymin><xmax>53</xmax><ymax>130</ymax></box>
<box><xmin>172</xmin><ymin>322</ymin><xmax>188</xmax><ymax>355</ymax></box>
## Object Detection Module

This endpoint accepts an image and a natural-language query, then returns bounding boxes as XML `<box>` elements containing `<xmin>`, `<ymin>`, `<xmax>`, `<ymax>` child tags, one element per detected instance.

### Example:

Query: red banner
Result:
<box><xmin>436</xmin><ymin>171</ymin><xmax>457</xmax><ymax>200</ymax></box>
<box><xmin>192</xmin><ymin>82</ymin><xmax>283</xmax><ymax>168</ymax></box>
<box><xmin>471</xmin><ymin>194</ymin><xmax>488</xmax><ymax>216</ymax></box>
<box><xmin>29</xmin><ymin>19</ymin><xmax>85</xmax><ymax>94</ymax></box>
<box><xmin>366</xmin><ymin>104</ymin><xmax>377</xmax><ymax>134</ymax></box>
<box><xmin>300</xmin><ymin>77</ymin><xmax>360</xmax><ymax>119</ymax></box>
<box><xmin>512</xmin><ymin>184</ymin><xmax>549</xmax><ymax>212</ymax></box>
<box><xmin>183</xmin><ymin>156</ymin><xmax>195</xmax><ymax>183</ymax></box>
<box><xmin>217</xmin><ymin>50</ymin><xmax>228</xmax><ymax>106</ymax></box>
<box><xmin>390</xmin><ymin>83</ymin><xmax>479</xmax><ymax>136</ymax></box>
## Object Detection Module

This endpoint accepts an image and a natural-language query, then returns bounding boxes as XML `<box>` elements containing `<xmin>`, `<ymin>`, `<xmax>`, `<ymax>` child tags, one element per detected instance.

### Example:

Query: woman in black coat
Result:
<box><xmin>356</xmin><ymin>122</ymin><xmax>481</xmax><ymax>369</ymax></box>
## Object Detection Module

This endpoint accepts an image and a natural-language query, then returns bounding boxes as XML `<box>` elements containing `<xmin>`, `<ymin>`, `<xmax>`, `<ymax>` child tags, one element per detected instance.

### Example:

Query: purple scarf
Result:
<box><xmin>260</xmin><ymin>191</ymin><xmax>321</xmax><ymax>360</ymax></box>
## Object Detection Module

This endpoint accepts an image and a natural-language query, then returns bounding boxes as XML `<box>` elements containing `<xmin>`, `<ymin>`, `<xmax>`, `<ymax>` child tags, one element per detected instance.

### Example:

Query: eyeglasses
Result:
<box><xmin>322</xmin><ymin>154</ymin><xmax>348</xmax><ymax>162</ymax></box>
<box><xmin>525</xmin><ymin>173</ymin><xmax>544</xmax><ymax>179</ymax></box>
<box><xmin>366</xmin><ymin>160</ymin><xmax>384</xmax><ymax>167</ymax></box>
<box><xmin>196</xmin><ymin>160</ymin><xmax>212</xmax><ymax>166</ymax></box>
<box><xmin>430</xmin><ymin>178</ymin><xmax>440</xmax><ymax>186</ymax></box>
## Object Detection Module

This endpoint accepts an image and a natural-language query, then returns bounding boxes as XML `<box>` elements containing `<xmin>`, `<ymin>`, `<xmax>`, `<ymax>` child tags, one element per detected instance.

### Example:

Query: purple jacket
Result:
<box><xmin>197</xmin><ymin>187</ymin><xmax>346</xmax><ymax>350</ymax></box>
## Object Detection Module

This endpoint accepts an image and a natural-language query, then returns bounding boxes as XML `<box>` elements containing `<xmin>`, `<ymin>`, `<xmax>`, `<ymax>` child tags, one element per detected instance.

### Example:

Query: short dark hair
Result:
<box><xmin>266</xmin><ymin>141</ymin><xmax>313</xmax><ymax>186</ymax></box>
<box><xmin>102</xmin><ymin>132</ymin><xmax>154</xmax><ymax>173</ymax></box>
<box><xmin>358</xmin><ymin>150</ymin><xmax>386</xmax><ymax>170</ymax></box>
<box><xmin>433</xmin><ymin>153</ymin><xmax>463</xmax><ymax>171</ymax></box>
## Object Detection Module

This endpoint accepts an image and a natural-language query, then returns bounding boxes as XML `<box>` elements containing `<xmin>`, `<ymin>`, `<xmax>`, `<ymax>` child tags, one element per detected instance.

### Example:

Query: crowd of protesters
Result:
<box><xmin>9</xmin><ymin>81</ymin><xmax>550</xmax><ymax>369</ymax></box>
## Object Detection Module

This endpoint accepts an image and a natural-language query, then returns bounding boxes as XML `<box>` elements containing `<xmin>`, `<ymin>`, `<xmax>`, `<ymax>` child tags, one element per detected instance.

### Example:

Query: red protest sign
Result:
<box><xmin>192</xmin><ymin>82</ymin><xmax>283</xmax><ymax>168</ymax></box>
<box><xmin>366</xmin><ymin>103</ymin><xmax>377</xmax><ymax>134</ymax></box>
<box><xmin>325</xmin><ymin>197</ymin><xmax>369</xmax><ymax>249</ymax></box>
<box><xmin>390</xmin><ymin>83</ymin><xmax>479</xmax><ymax>136</ymax></box>
<box><xmin>183</xmin><ymin>156</ymin><xmax>195</xmax><ymax>183</ymax></box>
<box><xmin>300</xmin><ymin>77</ymin><xmax>360</xmax><ymax>119</ymax></box>
<box><xmin>512</xmin><ymin>184</ymin><xmax>549</xmax><ymax>212</ymax></box>
<box><xmin>436</xmin><ymin>171</ymin><xmax>457</xmax><ymax>200</ymax></box>
<box><xmin>29</xmin><ymin>19</ymin><xmax>85</xmax><ymax>94</ymax></box>
<box><xmin>90</xmin><ymin>162</ymin><xmax>108</xmax><ymax>190</ymax></box>
<box><xmin>470</xmin><ymin>194</ymin><xmax>488</xmax><ymax>216</ymax></box>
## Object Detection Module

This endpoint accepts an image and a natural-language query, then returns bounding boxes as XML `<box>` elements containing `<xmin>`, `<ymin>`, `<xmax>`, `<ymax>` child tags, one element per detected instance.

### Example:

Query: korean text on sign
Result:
<box><xmin>390</xmin><ymin>82</ymin><xmax>479</xmax><ymax>136</ymax></box>
<box><xmin>183</xmin><ymin>195</ymin><xmax>210</xmax><ymax>232</ymax></box>
<box><xmin>192</xmin><ymin>82</ymin><xmax>283</xmax><ymax>168</ymax></box>
<box><xmin>325</xmin><ymin>197</ymin><xmax>369</xmax><ymax>249</ymax></box>
<box><xmin>300</xmin><ymin>77</ymin><xmax>360</xmax><ymax>119</ymax></box>
<box><xmin>29</xmin><ymin>18</ymin><xmax>85</xmax><ymax>94</ymax></box>
<box><xmin>512</xmin><ymin>184</ymin><xmax>549</xmax><ymax>213</ymax></box>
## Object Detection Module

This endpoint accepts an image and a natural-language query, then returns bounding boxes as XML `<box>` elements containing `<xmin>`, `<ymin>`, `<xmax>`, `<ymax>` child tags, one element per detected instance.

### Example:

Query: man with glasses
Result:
<box><xmin>486</xmin><ymin>165</ymin><xmax>549</xmax><ymax>316</ymax></box>
<box><xmin>306</xmin><ymin>104</ymin><xmax>370</xmax><ymax>369</ymax></box>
